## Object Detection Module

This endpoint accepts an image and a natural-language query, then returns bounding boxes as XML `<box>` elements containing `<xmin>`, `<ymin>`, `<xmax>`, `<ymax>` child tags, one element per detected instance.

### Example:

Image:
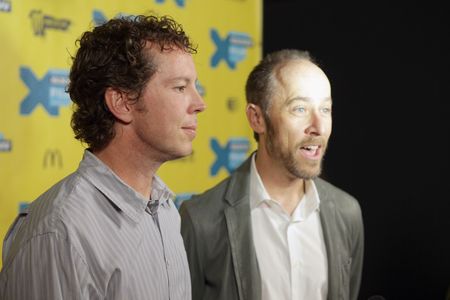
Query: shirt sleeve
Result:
<box><xmin>1</xmin><ymin>232</ymin><xmax>93</xmax><ymax>300</ymax></box>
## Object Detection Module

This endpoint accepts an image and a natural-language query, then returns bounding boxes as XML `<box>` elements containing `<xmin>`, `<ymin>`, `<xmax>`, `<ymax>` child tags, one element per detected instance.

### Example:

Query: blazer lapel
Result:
<box><xmin>224</xmin><ymin>156</ymin><xmax>261</xmax><ymax>300</ymax></box>
<box><xmin>316</xmin><ymin>179</ymin><xmax>340</xmax><ymax>300</ymax></box>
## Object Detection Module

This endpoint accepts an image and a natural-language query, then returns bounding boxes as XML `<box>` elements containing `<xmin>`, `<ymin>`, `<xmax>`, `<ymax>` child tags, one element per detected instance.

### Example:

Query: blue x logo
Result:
<box><xmin>210</xmin><ymin>137</ymin><xmax>250</xmax><ymax>176</ymax></box>
<box><xmin>92</xmin><ymin>10</ymin><xmax>131</xmax><ymax>26</ymax></box>
<box><xmin>19</xmin><ymin>67</ymin><xmax>70</xmax><ymax>116</ymax></box>
<box><xmin>210</xmin><ymin>29</ymin><xmax>252</xmax><ymax>69</ymax></box>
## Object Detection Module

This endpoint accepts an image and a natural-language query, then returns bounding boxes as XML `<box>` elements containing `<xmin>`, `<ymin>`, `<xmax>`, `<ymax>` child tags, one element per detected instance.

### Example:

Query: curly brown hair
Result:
<box><xmin>68</xmin><ymin>14</ymin><xmax>196</xmax><ymax>151</ymax></box>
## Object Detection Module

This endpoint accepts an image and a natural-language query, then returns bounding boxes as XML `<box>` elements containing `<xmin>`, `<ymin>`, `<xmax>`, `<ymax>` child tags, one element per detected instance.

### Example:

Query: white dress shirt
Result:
<box><xmin>250</xmin><ymin>154</ymin><xmax>328</xmax><ymax>300</ymax></box>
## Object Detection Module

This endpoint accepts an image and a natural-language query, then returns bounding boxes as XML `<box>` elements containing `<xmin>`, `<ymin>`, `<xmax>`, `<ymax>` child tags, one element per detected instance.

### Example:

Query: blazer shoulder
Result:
<box><xmin>180</xmin><ymin>175</ymin><xmax>232</xmax><ymax>214</ymax></box>
<box><xmin>315</xmin><ymin>177</ymin><xmax>362</xmax><ymax>216</ymax></box>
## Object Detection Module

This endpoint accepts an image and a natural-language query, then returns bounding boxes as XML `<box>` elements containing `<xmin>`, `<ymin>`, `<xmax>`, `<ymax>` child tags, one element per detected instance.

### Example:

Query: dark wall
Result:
<box><xmin>263</xmin><ymin>2</ymin><xmax>449</xmax><ymax>300</ymax></box>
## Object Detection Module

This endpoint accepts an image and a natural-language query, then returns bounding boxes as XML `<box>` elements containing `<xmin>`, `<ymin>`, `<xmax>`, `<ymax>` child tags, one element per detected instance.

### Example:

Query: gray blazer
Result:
<box><xmin>180</xmin><ymin>156</ymin><xmax>364</xmax><ymax>300</ymax></box>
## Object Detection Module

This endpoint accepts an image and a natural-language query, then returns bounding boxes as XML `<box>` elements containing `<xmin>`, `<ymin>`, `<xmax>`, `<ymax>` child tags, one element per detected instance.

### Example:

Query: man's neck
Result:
<box><xmin>255</xmin><ymin>151</ymin><xmax>306</xmax><ymax>216</ymax></box>
<box><xmin>93</xmin><ymin>141</ymin><xmax>162</xmax><ymax>200</ymax></box>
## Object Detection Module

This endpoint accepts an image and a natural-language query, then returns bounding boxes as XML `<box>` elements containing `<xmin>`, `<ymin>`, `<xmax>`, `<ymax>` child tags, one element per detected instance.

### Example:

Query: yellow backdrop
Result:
<box><xmin>0</xmin><ymin>0</ymin><xmax>261</xmax><ymax>266</ymax></box>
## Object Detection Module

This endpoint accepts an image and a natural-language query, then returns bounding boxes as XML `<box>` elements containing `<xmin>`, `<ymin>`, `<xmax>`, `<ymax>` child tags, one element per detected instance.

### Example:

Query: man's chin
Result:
<box><xmin>305</xmin><ymin>164</ymin><xmax>322</xmax><ymax>178</ymax></box>
<box><xmin>174</xmin><ymin>151</ymin><xmax>192</xmax><ymax>160</ymax></box>
<box><xmin>289</xmin><ymin>164</ymin><xmax>322</xmax><ymax>180</ymax></box>
<box><xmin>161</xmin><ymin>147</ymin><xmax>193</xmax><ymax>162</ymax></box>
<box><xmin>303</xmin><ymin>171</ymin><xmax>321</xmax><ymax>180</ymax></box>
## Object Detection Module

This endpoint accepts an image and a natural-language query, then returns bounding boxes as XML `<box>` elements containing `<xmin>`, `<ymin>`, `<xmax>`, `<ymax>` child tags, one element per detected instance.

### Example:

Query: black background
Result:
<box><xmin>263</xmin><ymin>1</ymin><xmax>449</xmax><ymax>300</ymax></box>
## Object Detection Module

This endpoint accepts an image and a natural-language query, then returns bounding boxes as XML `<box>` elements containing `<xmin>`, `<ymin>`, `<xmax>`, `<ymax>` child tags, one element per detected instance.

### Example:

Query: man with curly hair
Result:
<box><xmin>0</xmin><ymin>15</ymin><xmax>205</xmax><ymax>299</ymax></box>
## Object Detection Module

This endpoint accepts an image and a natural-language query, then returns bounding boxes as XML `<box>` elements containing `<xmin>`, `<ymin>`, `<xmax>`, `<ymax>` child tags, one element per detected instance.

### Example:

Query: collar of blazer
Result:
<box><xmin>224</xmin><ymin>152</ymin><xmax>334</xmax><ymax>207</ymax></box>
<box><xmin>224</xmin><ymin>154</ymin><xmax>253</xmax><ymax>207</ymax></box>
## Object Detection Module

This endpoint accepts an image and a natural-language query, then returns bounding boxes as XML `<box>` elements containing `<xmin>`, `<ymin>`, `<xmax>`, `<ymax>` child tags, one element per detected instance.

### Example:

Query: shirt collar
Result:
<box><xmin>249</xmin><ymin>152</ymin><xmax>321</xmax><ymax>221</ymax></box>
<box><xmin>249</xmin><ymin>153</ymin><xmax>272</xmax><ymax>209</ymax></box>
<box><xmin>150</xmin><ymin>175</ymin><xmax>175</xmax><ymax>206</ymax></box>
<box><xmin>291</xmin><ymin>179</ymin><xmax>321</xmax><ymax>222</ymax></box>
<box><xmin>77</xmin><ymin>150</ymin><xmax>174</xmax><ymax>223</ymax></box>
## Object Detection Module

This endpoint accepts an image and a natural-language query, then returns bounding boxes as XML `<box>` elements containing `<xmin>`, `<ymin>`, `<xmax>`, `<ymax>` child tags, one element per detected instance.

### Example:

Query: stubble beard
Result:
<box><xmin>134</xmin><ymin>103</ymin><xmax>193</xmax><ymax>163</ymax></box>
<box><xmin>265</xmin><ymin>123</ymin><xmax>326</xmax><ymax>180</ymax></box>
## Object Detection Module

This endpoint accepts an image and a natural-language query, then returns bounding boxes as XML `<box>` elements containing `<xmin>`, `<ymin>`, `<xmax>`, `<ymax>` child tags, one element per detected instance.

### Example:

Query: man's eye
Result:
<box><xmin>175</xmin><ymin>86</ymin><xmax>186</xmax><ymax>92</ymax></box>
<box><xmin>293</xmin><ymin>106</ymin><xmax>306</xmax><ymax>113</ymax></box>
<box><xmin>321</xmin><ymin>107</ymin><xmax>332</xmax><ymax>114</ymax></box>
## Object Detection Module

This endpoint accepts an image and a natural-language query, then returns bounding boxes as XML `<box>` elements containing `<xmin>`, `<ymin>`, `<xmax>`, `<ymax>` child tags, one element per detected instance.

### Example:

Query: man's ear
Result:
<box><xmin>104</xmin><ymin>88</ymin><xmax>133</xmax><ymax>124</ymax></box>
<box><xmin>246</xmin><ymin>103</ymin><xmax>266</xmax><ymax>135</ymax></box>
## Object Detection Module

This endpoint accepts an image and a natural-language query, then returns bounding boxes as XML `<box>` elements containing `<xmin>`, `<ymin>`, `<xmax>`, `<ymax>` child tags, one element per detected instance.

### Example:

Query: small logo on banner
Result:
<box><xmin>29</xmin><ymin>10</ymin><xmax>71</xmax><ymax>36</ymax></box>
<box><xmin>174</xmin><ymin>192</ymin><xmax>195</xmax><ymax>209</ymax></box>
<box><xmin>43</xmin><ymin>149</ymin><xmax>63</xmax><ymax>169</ymax></box>
<box><xmin>0</xmin><ymin>0</ymin><xmax>11</xmax><ymax>12</ymax></box>
<box><xmin>210</xmin><ymin>137</ymin><xmax>250</xmax><ymax>176</ymax></box>
<box><xmin>0</xmin><ymin>132</ymin><xmax>12</xmax><ymax>152</ymax></box>
<box><xmin>19</xmin><ymin>67</ymin><xmax>70</xmax><ymax>116</ymax></box>
<box><xmin>19</xmin><ymin>202</ymin><xmax>30</xmax><ymax>214</ymax></box>
<box><xmin>226</xmin><ymin>97</ymin><xmax>239</xmax><ymax>112</ymax></box>
<box><xmin>92</xmin><ymin>10</ymin><xmax>130</xmax><ymax>26</ymax></box>
<box><xmin>155</xmin><ymin>0</ymin><xmax>186</xmax><ymax>8</ymax></box>
<box><xmin>92</xmin><ymin>10</ymin><xmax>108</xmax><ymax>26</ymax></box>
<box><xmin>210</xmin><ymin>29</ymin><xmax>252</xmax><ymax>69</ymax></box>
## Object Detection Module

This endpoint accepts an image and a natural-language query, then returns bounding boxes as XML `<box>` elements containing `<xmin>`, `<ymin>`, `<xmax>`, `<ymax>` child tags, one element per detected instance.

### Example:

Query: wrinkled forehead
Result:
<box><xmin>273</xmin><ymin>59</ymin><xmax>331</xmax><ymax>101</ymax></box>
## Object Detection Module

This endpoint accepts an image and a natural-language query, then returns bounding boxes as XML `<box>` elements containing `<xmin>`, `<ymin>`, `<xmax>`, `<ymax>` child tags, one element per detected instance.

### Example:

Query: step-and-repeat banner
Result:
<box><xmin>0</xmin><ymin>0</ymin><xmax>261</xmax><ymax>265</ymax></box>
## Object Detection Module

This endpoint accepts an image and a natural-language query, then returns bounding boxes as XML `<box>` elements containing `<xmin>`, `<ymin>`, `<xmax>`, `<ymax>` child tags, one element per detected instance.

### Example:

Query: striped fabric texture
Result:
<box><xmin>0</xmin><ymin>150</ymin><xmax>191</xmax><ymax>300</ymax></box>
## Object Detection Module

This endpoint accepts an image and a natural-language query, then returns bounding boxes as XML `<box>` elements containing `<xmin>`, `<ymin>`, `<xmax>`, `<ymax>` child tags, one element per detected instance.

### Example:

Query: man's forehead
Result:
<box><xmin>273</xmin><ymin>61</ymin><xmax>330</xmax><ymax>96</ymax></box>
<box><xmin>276</xmin><ymin>60</ymin><xmax>323</xmax><ymax>82</ymax></box>
<box><xmin>146</xmin><ymin>46</ymin><xmax>193</xmax><ymax>66</ymax></box>
<box><xmin>144</xmin><ymin>43</ymin><xmax>191</xmax><ymax>64</ymax></box>
<box><xmin>285</xmin><ymin>96</ymin><xmax>332</xmax><ymax>105</ymax></box>
<box><xmin>150</xmin><ymin>56</ymin><xmax>197</xmax><ymax>84</ymax></box>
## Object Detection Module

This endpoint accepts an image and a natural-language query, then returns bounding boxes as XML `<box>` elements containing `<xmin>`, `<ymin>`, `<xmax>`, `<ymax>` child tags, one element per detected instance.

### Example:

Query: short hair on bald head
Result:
<box><xmin>245</xmin><ymin>49</ymin><xmax>317</xmax><ymax>141</ymax></box>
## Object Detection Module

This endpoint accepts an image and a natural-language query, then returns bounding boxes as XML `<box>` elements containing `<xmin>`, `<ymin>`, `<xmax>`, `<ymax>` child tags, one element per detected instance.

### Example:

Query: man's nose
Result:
<box><xmin>190</xmin><ymin>89</ymin><xmax>206</xmax><ymax>114</ymax></box>
<box><xmin>305</xmin><ymin>111</ymin><xmax>325</xmax><ymax>136</ymax></box>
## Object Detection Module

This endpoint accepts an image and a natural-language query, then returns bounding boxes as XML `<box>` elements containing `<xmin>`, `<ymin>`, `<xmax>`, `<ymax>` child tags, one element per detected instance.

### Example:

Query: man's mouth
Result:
<box><xmin>182</xmin><ymin>125</ymin><xmax>197</xmax><ymax>138</ymax></box>
<box><xmin>301</xmin><ymin>145</ymin><xmax>319</xmax><ymax>151</ymax></box>
<box><xmin>299</xmin><ymin>144</ymin><xmax>322</xmax><ymax>159</ymax></box>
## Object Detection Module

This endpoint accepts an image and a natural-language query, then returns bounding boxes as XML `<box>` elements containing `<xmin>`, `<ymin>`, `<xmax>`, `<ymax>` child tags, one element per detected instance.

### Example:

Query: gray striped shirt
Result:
<box><xmin>0</xmin><ymin>150</ymin><xmax>191</xmax><ymax>300</ymax></box>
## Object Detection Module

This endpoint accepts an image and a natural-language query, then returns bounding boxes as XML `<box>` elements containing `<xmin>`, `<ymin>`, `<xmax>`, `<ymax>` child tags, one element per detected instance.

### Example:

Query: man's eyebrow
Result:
<box><xmin>285</xmin><ymin>96</ymin><xmax>332</xmax><ymax>105</ymax></box>
<box><xmin>167</xmin><ymin>76</ymin><xmax>192</xmax><ymax>83</ymax></box>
